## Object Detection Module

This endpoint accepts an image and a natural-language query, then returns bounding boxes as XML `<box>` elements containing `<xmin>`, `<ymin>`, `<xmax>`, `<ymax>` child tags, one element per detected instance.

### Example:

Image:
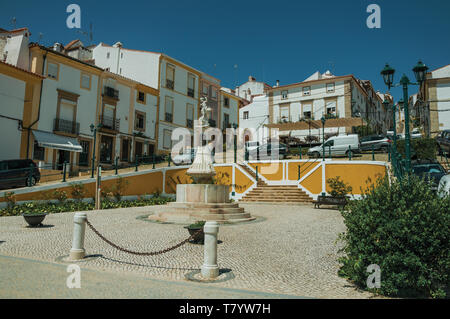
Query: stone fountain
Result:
<box><xmin>149</xmin><ymin>97</ymin><xmax>254</xmax><ymax>224</ymax></box>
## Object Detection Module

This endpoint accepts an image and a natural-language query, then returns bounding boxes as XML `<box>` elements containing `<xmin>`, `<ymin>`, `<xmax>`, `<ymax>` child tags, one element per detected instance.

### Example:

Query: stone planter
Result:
<box><xmin>22</xmin><ymin>213</ymin><xmax>47</xmax><ymax>227</ymax></box>
<box><xmin>184</xmin><ymin>226</ymin><xmax>204</xmax><ymax>244</ymax></box>
<box><xmin>314</xmin><ymin>196</ymin><xmax>348</xmax><ymax>209</ymax></box>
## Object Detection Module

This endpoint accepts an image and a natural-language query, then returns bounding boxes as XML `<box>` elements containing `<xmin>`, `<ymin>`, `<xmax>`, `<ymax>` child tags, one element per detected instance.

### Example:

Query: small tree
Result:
<box><xmin>327</xmin><ymin>176</ymin><xmax>352</xmax><ymax>197</ymax></box>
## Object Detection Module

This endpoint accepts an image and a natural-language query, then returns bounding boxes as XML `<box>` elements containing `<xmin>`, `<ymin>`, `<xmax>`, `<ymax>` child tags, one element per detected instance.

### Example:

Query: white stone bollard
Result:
<box><xmin>69</xmin><ymin>212</ymin><xmax>87</xmax><ymax>260</ymax></box>
<box><xmin>201</xmin><ymin>221</ymin><xmax>220</xmax><ymax>279</ymax></box>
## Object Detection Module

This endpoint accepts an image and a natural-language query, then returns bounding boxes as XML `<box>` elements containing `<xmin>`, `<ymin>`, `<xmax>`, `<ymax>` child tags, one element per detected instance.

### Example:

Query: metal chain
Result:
<box><xmin>85</xmin><ymin>218</ymin><xmax>202</xmax><ymax>256</ymax></box>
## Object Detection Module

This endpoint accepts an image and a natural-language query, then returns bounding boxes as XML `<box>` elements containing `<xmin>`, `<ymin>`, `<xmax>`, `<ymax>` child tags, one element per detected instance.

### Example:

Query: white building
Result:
<box><xmin>413</xmin><ymin>64</ymin><xmax>450</xmax><ymax>135</ymax></box>
<box><xmin>0</xmin><ymin>27</ymin><xmax>31</xmax><ymax>70</ymax></box>
<box><xmin>0</xmin><ymin>60</ymin><xmax>42</xmax><ymax>161</ymax></box>
<box><xmin>235</xmin><ymin>75</ymin><xmax>271</xmax><ymax>102</ymax></box>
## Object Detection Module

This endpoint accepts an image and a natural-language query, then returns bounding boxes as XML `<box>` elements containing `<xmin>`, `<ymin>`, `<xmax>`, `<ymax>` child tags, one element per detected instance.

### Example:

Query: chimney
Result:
<box><xmin>53</xmin><ymin>43</ymin><xmax>63</xmax><ymax>53</ymax></box>
<box><xmin>275</xmin><ymin>80</ymin><xmax>280</xmax><ymax>87</ymax></box>
<box><xmin>113</xmin><ymin>42</ymin><xmax>123</xmax><ymax>48</ymax></box>
<box><xmin>248</xmin><ymin>75</ymin><xmax>256</xmax><ymax>82</ymax></box>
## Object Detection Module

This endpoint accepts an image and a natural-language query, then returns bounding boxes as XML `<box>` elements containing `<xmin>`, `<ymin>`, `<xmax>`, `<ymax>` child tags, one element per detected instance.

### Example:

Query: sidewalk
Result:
<box><xmin>0</xmin><ymin>255</ymin><xmax>305</xmax><ymax>299</ymax></box>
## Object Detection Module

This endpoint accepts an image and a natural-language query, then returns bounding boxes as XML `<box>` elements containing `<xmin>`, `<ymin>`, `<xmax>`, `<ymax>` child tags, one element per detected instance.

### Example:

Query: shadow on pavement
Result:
<box><xmin>99</xmin><ymin>255</ymin><xmax>201</xmax><ymax>271</ymax></box>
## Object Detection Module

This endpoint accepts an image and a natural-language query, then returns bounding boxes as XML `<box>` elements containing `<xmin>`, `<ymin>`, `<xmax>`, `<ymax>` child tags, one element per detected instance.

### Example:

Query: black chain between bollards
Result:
<box><xmin>85</xmin><ymin>218</ymin><xmax>202</xmax><ymax>256</ymax></box>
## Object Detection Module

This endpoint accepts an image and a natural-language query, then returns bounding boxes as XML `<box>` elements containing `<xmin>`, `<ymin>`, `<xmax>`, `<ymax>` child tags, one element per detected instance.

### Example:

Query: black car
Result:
<box><xmin>436</xmin><ymin>130</ymin><xmax>450</xmax><ymax>155</ymax></box>
<box><xmin>411</xmin><ymin>160</ymin><xmax>447</xmax><ymax>191</ymax></box>
<box><xmin>360</xmin><ymin>135</ymin><xmax>391</xmax><ymax>152</ymax></box>
<box><xmin>0</xmin><ymin>159</ymin><xmax>41</xmax><ymax>189</ymax></box>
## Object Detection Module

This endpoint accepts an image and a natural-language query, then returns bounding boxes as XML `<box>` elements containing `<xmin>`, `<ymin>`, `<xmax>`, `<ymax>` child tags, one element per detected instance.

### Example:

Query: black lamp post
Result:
<box><xmin>321</xmin><ymin>116</ymin><xmax>326</xmax><ymax>161</ymax></box>
<box><xmin>380</xmin><ymin>61</ymin><xmax>428</xmax><ymax>175</ymax></box>
<box><xmin>90</xmin><ymin>123</ymin><xmax>102</xmax><ymax>178</ymax></box>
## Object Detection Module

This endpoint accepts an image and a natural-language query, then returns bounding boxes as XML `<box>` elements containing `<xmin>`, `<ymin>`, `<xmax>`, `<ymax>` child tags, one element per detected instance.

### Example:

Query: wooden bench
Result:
<box><xmin>313</xmin><ymin>195</ymin><xmax>348</xmax><ymax>209</ymax></box>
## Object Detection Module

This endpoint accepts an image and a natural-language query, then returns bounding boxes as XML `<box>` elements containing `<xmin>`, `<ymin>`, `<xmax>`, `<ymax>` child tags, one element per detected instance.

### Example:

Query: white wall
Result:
<box><xmin>436</xmin><ymin>82</ymin><xmax>450</xmax><ymax>130</ymax></box>
<box><xmin>0</xmin><ymin>30</ymin><xmax>29</xmax><ymax>70</ymax></box>
<box><xmin>0</xmin><ymin>73</ymin><xmax>25</xmax><ymax>160</ymax></box>
<box><xmin>93</xmin><ymin>44</ymin><xmax>160</xmax><ymax>89</ymax></box>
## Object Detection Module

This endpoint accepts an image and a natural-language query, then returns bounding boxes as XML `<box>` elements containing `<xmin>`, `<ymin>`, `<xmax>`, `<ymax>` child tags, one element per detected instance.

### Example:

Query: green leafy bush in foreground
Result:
<box><xmin>338</xmin><ymin>174</ymin><xmax>450</xmax><ymax>298</ymax></box>
<box><xmin>0</xmin><ymin>196</ymin><xmax>173</xmax><ymax>217</ymax></box>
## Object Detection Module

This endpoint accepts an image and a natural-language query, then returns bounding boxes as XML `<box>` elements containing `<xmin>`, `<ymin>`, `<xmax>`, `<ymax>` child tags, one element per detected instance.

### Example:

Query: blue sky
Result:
<box><xmin>2</xmin><ymin>0</ymin><xmax>450</xmax><ymax>100</ymax></box>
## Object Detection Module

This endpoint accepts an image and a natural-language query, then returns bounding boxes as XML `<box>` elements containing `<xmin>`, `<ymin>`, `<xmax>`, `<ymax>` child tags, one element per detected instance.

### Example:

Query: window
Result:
<box><xmin>166</xmin><ymin>64</ymin><xmax>175</xmax><ymax>89</ymax></box>
<box><xmin>279</xmin><ymin>104</ymin><xmax>290</xmax><ymax>122</ymax></box>
<box><xmin>47</xmin><ymin>62</ymin><xmax>59</xmax><ymax>80</ymax></box>
<box><xmin>80</xmin><ymin>73</ymin><xmax>91</xmax><ymax>90</ymax></box>
<box><xmin>121</xmin><ymin>52</ymin><xmax>123</xmax><ymax>59</ymax></box>
<box><xmin>302</xmin><ymin>102</ymin><xmax>312</xmax><ymax>120</ymax></box>
<box><xmin>223</xmin><ymin>113</ymin><xmax>230</xmax><ymax>128</ymax></box>
<box><xmin>137</xmin><ymin>91</ymin><xmax>146</xmax><ymax>103</ymax></box>
<box><xmin>135</xmin><ymin>141</ymin><xmax>143</xmax><ymax>158</ymax></box>
<box><xmin>303</xmin><ymin>111</ymin><xmax>312</xmax><ymax>119</ymax></box>
<box><xmin>33</xmin><ymin>142</ymin><xmax>44</xmax><ymax>161</ymax></box>
<box><xmin>326</xmin><ymin>100</ymin><xmax>337</xmax><ymax>116</ymax></box>
<box><xmin>211</xmin><ymin>88</ymin><xmax>217</xmax><ymax>99</ymax></box>
<box><xmin>187</xmin><ymin>74</ymin><xmax>195</xmax><ymax>97</ymax></box>
<box><xmin>163</xmin><ymin>129</ymin><xmax>172</xmax><ymax>149</ymax></box>
<box><xmin>202</xmin><ymin>84</ymin><xmax>209</xmax><ymax>96</ymax></box>
<box><xmin>164</xmin><ymin>96</ymin><xmax>174</xmax><ymax>122</ymax></box>
<box><xmin>224</xmin><ymin>97</ymin><xmax>230</xmax><ymax>107</ymax></box>
<box><xmin>186</xmin><ymin>103</ymin><xmax>194</xmax><ymax>128</ymax></box>
<box><xmin>106</xmin><ymin>52</ymin><xmax>110</xmax><ymax>59</ymax></box>
<box><xmin>303</xmin><ymin>86</ymin><xmax>310</xmax><ymax>96</ymax></box>
<box><xmin>326</xmin><ymin>83</ymin><xmax>335</xmax><ymax>93</ymax></box>
<box><xmin>281</xmin><ymin>90</ymin><xmax>288</xmax><ymax>99</ymax></box>
<box><xmin>243</xmin><ymin>111</ymin><xmax>249</xmax><ymax>120</ymax></box>
<box><xmin>135</xmin><ymin>111</ymin><xmax>146</xmax><ymax>131</ymax></box>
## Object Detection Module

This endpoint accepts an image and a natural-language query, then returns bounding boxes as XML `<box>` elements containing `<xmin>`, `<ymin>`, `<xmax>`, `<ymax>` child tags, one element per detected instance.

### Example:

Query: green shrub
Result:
<box><xmin>52</xmin><ymin>190</ymin><xmax>68</xmax><ymax>203</ymax></box>
<box><xmin>397</xmin><ymin>138</ymin><xmax>437</xmax><ymax>160</ymax></box>
<box><xmin>70</xmin><ymin>183</ymin><xmax>86</xmax><ymax>201</ymax></box>
<box><xmin>327</xmin><ymin>176</ymin><xmax>352</xmax><ymax>197</ymax></box>
<box><xmin>338</xmin><ymin>174</ymin><xmax>450</xmax><ymax>298</ymax></box>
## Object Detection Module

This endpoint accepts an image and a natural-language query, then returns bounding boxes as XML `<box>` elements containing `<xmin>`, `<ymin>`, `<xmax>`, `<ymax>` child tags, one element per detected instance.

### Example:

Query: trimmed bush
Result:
<box><xmin>397</xmin><ymin>138</ymin><xmax>437</xmax><ymax>160</ymax></box>
<box><xmin>338</xmin><ymin>174</ymin><xmax>450</xmax><ymax>298</ymax></box>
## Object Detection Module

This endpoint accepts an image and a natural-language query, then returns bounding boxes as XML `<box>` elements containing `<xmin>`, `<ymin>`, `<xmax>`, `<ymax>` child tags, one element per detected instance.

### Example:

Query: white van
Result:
<box><xmin>307</xmin><ymin>135</ymin><xmax>360</xmax><ymax>158</ymax></box>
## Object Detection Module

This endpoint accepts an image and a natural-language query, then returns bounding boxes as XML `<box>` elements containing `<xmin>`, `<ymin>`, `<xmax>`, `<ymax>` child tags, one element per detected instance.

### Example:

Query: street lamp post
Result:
<box><xmin>90</xmin><ymin>123</ymin><xmax>102</xmax><ymax>178</ymax></box>
<box><xmin>380</xmin><ymin>61</ymin><xmax>428</xmax><ymax>175</ymax></box>
<box><xmin>321</xmin><ymin>116</ymin><xmax>326</xmax><ymax>161</ymax></box>
<box><xmin>232</xmin><ymin>123</ymin><xmax>238</xmax><ymax>163</ymax></box>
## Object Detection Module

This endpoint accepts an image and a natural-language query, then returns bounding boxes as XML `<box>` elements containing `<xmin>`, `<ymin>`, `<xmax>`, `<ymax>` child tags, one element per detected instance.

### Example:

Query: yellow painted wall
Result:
<box><xmin>300</xmin><ymin>165</ymin><xmax>323</xmax><ymax>194</ymax></box>
<box><xmin>248</xmin><ymin>162</ymin><xmax>283</xmax><ymax>181</ymax></box>
<box><xmin>287</xmin><ymin>162</ymin><xmax>321</xmax><ymax>181</ymax></box>
<box><xmin>165</xmin><ymin>168</ymin><xmax>191</xmax><ymax>194</ymax></box>
<box><xmin>234</xmin><ymin>167</ymin><xmax>254</xmax><ymax>194</ymax></box>
<box><xmin>325</xmin><ymin>164</ymin><xmax>386</xmax><ymax>194</ymax></box>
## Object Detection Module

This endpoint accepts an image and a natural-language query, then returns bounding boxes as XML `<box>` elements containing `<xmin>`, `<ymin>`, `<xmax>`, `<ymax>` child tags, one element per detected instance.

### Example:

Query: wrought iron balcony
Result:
<box><xmin>208</xmin><ymin>119</ymin><xmax>216</xmax><ymax>127</ymax></box>
<box><xmin>103</xmin><ymin>86</ymin><xmax>119</xmax><ymax>99</ymax></box>
<box><xmin>222</xmin><ymin>121</ymin><xmax>231</xmax><ymax>129</ymax></box>
<box><xmin>53</xmin><ymin>118</ymin><xmax>80</xmax><ymax>135</ymax></box>
<box><xmin>165</xmin><ymin>112</ymin><xmax>173</xmax><ymax>123</ymax></box>
<box><xmin>99</xmin><ymin>115</ymin><xmax>120</xmax><ymax>131</ymax></box>
<box><xmin>166</xmin><ymin>79</ymin><xmax>174</xmax><ymax>90</ymax></box>
<box><xmin>187</xmin><ymin>88</ymin><xmax>195</xmax><ymax>98</ymax></box>
<box><xmin>186</xmin><ymin>119</ymin><xmax>193</xmax><ymax>128</ymax></box>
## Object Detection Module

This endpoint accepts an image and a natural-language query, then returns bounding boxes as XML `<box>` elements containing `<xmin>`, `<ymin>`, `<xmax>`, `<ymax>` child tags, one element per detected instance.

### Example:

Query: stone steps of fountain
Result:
<box><xmin>168</xmin><ymin>202</ymin><xmax>240</xmax><ymax>209</ymax></box>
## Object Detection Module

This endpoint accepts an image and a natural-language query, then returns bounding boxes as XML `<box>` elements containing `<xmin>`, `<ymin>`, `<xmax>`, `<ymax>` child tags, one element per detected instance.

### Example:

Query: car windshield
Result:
<box><xmin>412</xmin><ymin>164</ymin><xmax>444</xmax><ymax>175</ymax></box>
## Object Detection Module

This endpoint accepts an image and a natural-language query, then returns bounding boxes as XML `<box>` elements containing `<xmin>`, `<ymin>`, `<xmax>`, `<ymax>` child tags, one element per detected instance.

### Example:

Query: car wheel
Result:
<box><xmin>26</xmin><ymin>176</ymin><xmax>36</xmax><ymax>187</ymax></box>
<box><xmin>345</xmin><ymin>150</ymin><xmax>354</xmax><ymax>158</ymax></box>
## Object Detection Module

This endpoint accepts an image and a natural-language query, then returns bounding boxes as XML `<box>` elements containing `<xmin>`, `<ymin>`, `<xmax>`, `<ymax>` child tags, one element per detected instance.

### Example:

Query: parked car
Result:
<box><xmin>308</xmin><ymin>134</ymin><xmax>360</xmax><ymax>158</ymax></box>
<box><xmin>437</xmin><ymin>174</ymin><xmax>450</xmax><ymax>198</ymax></box>
<box><xmin>411</xmin><ymin>160</ymin><xmax>447</xmax><ymax>192</ymax></box>
<box><xmin>173</xmin><ymin>148</ymin><xmax>197</xmax><ymax>166</ymax></box>
<box><xmin>0</xmin><ymin>159</ymin><xmax>41</xmax><ymax>189</ymax></box>
<box><xmin>360</xmin><ymin>135</ymin><xmax>391</xmax><ymax>152</ymax></box>
<box><xmin>256</xmin><ymin>142</ymin><xmax>288</xmax><ymax>160</ymax></box>
<box><xmin>245</xmin><ymin>141</ymin><xmax>260</xmax><ymax>159</ymax></box>
<box><xmin>436</xmin><ymin>130</ymin><xmax>450</xmax><ymax>155</ymax></box>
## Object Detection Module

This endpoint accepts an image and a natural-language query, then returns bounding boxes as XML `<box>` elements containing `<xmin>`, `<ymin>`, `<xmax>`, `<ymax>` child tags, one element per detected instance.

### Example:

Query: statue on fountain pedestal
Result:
<box><xmin>187</xmin><ymin>97</ymin><xmax>216</xmax><ymax>184</ymax></box>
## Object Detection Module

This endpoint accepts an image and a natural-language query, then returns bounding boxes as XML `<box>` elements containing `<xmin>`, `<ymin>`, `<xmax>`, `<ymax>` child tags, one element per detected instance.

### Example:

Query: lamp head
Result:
<box><xmin>381</xmin><ymin>63</ymin><xmax>395</xmax><ymax>89</ymax></box>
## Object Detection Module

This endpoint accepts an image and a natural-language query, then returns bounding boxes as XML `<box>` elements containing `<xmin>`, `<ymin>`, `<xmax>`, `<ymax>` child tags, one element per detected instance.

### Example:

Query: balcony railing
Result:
<box><xmin>187</xmin><ymin>88</ymin><xmax>195</xmax><ymax>98</ymax></box>
<box><xmin>166</xmin><ymin>79</ymin><xmax>174</xmax><ymax>90</ymax></box>
<box><xmin>208</xmin><ymin>119</ymin><xmax>216</xmax><ymax>127</ymax></box>
<box><xmin>165</xmin><ymin>112</ymin><xmax>173</xmax><ymax>122</ymax></box>
<box><xmin>53</xmin><ymin>118</ymin><xmax>80</xmax><ymax>135</ymax></box>
<box><xmin>99</xmin><ymin>115</ymin><xmax>120</xmax><ymax>131</ymax></box>
<box><xmin>186</xmin><ymin>119</ymin><xmax>193</xmax><ymax>128</ymax></box>
<box><xmin>103</xmin><ymin>86</ymin><xmax>119</xmax><ymax>99</ymax></box>
<box><xmin>276</xmin><ymin>116</ymin><xmax>292</xmax><ymax>124</ymax></box>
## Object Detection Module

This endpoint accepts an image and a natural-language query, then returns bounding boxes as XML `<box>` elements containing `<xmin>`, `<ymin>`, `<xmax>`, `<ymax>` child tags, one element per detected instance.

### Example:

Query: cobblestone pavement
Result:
<box><xmin>0</xmin><ymin>203</ymin><xmax>377</xmax><ymax>299</ymax></box>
